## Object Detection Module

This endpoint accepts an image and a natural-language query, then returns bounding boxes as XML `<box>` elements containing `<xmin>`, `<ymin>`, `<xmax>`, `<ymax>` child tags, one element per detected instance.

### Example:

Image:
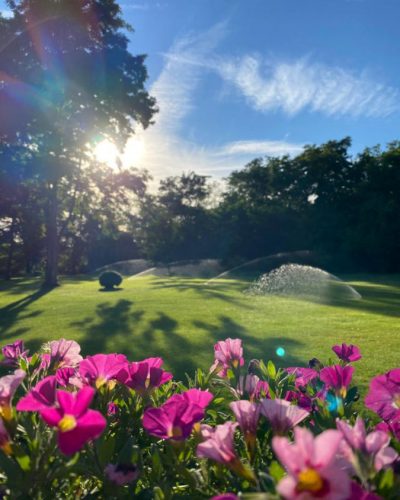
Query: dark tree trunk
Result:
<box><xmin>5</xmin><ymin>218</ymin><xmax>16</xmax><ymax>280</ymax></box>
<box><xmin>44</xmin><ymin>184</ymin><xmax>59</xmax><ymax>287</ymax></box>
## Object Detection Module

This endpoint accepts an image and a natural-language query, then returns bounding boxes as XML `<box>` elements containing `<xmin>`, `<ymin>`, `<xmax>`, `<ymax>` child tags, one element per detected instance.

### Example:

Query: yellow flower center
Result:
<box><xmin>0</xmin><ymin>406</ymin><xmax>12</xmax><ymax>421</ymax></box>
<box><xmin>58</xmin><ymin>415</ymin><xmax>77</xmax><ymax>433</ymax></box>
<box><xmin>168</xmin><ymin>426</ymin><xmax>183</xmax><ymax>439</ymax></box>
<box><xmin>95</xmin><ymin>377</ymin><xmax>107</xmax><ymax>389</ymax></box>
<box><xmin>232</xmin><ymin>359</ymin><xmax>239</xmax><ymax>369</ymax></box>
<box><xmin>297</xmin><ymin>468</ymin><xmax>324</xmax><ymax>493</ymax></box>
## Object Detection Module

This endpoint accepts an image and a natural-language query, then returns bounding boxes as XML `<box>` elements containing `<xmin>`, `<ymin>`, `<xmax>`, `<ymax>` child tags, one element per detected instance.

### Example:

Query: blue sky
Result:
<box><xmin>2</xmin><ymin>0</ymin><xmax>400</xmax><ymax>178</ymax></box>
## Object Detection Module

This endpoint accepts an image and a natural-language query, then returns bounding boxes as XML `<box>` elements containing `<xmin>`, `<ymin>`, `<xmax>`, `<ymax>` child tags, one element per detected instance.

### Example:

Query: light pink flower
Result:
<box><xmin>260</xmin><ymin>398</ymin><xmax>309</xmax><ymax>434</ymax></box>
<box><xmin>272</xmin><ymin>427</ymin><xmax>351</xmax><ymax>499</ymax></box>
<box><xmin>230</xmin><ymin>400</ymin><xmax>260</xmax><ymax>438</ymax></box>
<box><xmin>105</xmin><ymin>463</ymin><xmax>139</xmax><ymax>485</ymax></box>
<box><xmin>365</xmin><ymin>368</ymin><xmax>400</xmax><ymax>421</ymax></box>
<box><xmin>49</xmin><ymin>339</ymin><xmax>82</xmax><ymax>368</ymax></box>
<box><xmin>40</xmin><ymin>387</ymin><xmax>106</xmax><ymax>455</ymax></box>
<box><xmin>332</xmin><ymin>343</ymin><xmax>361</xmax><ymax>363</ymax></box>
<box><xmin>79</xmin><ymin>353</ymin><xmax>127</xmax><ymax>389</ymax></box>
<box><xmin>211</xmin><ymin>339</ymin><xmax>244</xmax><ymax>377</ymax></box>
<box><xmin>0</xmin><ymin>369</ymin><xmax>26</xmax><ymax>420</ymax></box>
<box><xmin>117</xmin><ymin>357</ymin><xmax>172</xmax><ymax>396</ymax></box>
<box><xmin>197</xmin><ymin>422</ymin><xmax>238</xmax><ymax>464</ymax></box>
<box><xmin>16</xmin><ymin>375</ymin><xmax>57</xmax><ymax>412</ymax></box>
<box><xmin>320</xmin><ymin>365</ymin><xmax>354</xmax><ymax>398</ymax></box>
<box><xmin>1</xmin><ymin>341</ymin><xmax>28</xmax><ymax>367</ymax></box>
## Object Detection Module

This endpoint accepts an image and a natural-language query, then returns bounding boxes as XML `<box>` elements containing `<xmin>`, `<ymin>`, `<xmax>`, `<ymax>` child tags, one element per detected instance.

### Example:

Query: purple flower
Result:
<box><xmin>349</xmin><ymin>482</ymin><xmax>382</xmax><ymax>500</ymax></box>
<box><xmin>105</xmin><ymin>463</ymin><xmax>139</xmax><ymax>485</ymax></box>
<box><xmin>48</xmin><ymin>339</ymin><xmax>82</xmax><ymax>368</ymax></box>
<box><xmin>107</xmin><ymin>402</ymin><xmax>119</xmax><ymax>417</ymax></box>
<box><xmin>320</xmin><ymin>365</ymin><xmax>354</xmax><ymax>397</ymax></box>
<box><xmin>235</xmin><ymin>374</ymin><xmax>269</xmax><ymax>401</ymax></box>
<box><xmin>1</xmin><ymin>341</ymin><xmax>28</xmax><ymax>367</ymax></box>
<box><xmin>17</xmin><ymin>375</ymin><xmax>57</xmax><ymax>412</ymax></box>
<box><xmin>365</xmin><ymin>368</ymin><xmax>400</xmax><ymax>421</ymax></box>
<box><xmin>55</xmin><ymin>367</ymin><xmax>76</xmax><ymax>387</ymax></box>
<box><xmin>79</xmin><ymin>353</ymin><xmax>127</xmax><ymax>389</ymax></box>
<box><xmin>260</xmin><ymin>398</ymin><xmax>309</xmax><ymax>434</ymax></box>
<box><xmin>210</xmin><ymin>495</ymin><xmax>238</xmax><ymax>500</ymax></box>
<box><xmin>376</xmin><ymin>417</ymin><xmax>400</xmax><ymax>441</ymax></box>
<box><xmin>286</xmin><ymin>367</ymin><xmax>318</xmax><ymax>388</ymax></box>
<box><xmin>332</xmin><ymin>343</ymin><xmax>361</xmax><ymax>363</ymax></box>
<box><xmin>284</xmin><ymin>390</ymin><xmax>313</xmax><ymax>412</ymax></box>
<box><xmin>210</xmin><ymin>339</ymin><xmax>244</xmax><ymax>377</ymax></box>
<box><xmin>0</xmin><ymin>369</ymin><xmax>26</xmax><ymax>420</ymax></box>
<box><xmin>117</xmin><ymin>357</ymin><xmax>172</xmax><ymax>396</ymax></box>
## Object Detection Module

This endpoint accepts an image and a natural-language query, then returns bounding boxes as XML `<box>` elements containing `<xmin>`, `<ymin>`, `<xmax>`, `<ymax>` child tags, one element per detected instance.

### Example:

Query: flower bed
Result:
<box><xmin>0</xmin><ymin>338</ymin><xmax>398</xmax><ymax>498</ymax></box>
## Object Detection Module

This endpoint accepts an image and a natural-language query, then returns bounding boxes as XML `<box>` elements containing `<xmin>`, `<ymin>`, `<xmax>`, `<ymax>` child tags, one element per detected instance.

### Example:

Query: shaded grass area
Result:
<box><xmin>0</xmin><ymin>274</ymin><xmax>399</xmax><ymax>393</ymax></box>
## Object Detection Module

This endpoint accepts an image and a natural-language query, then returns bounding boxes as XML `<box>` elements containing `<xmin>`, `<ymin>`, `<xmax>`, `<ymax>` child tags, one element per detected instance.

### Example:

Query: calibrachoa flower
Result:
<box><xmin>286</xmin><ymin>366</ymin><xmax>318</xmax><ymax>388</ymax></box>
<box><xmin>0</xmin><ymin>369</ymin><xmax>26</xmax><ymax>420</ymax></box>
<box><xmin>55</xmin><ymin>367</ymin><xmax>76</xmax><ymax>387</ymax></box>
<box><xmin>117</xmin><ymin>357</ymin><xmax>172</xmax><ymax>396</ymax></box>
<box><xmin>230</xmin><ymin>400</ymin><xmax>260</xmax><ymax>454</ymax></box>
<box><xmin>235</xmin><ymin>374</ymin><xmax>269</xmax><ymax>401</ymax></box>
<box><xmin>1</xmin><ymin>340</ymin><xmax>28</xmax><ymax>367</ymax></box>
<box><xmin>320</xmin><ymin>365</ymin><xmax>354</xmax><ymax>398</ymax></box>
<box><xmin>48</xmin><ymin>339</ymin><xmax>83</xmax><ymax>368</ymax></box>
<box><xmin>376</xmin><ymin>417</ymin><xmax>400</xmax><ymax>441</ymax></box>
<box><xmin>16</xmin><ymin>375</ymin><xmax>57</xmax><ymax>412</ymax></box>
<box><xmin>284</xmin><ymin>390</ymin><xmax>313</xmax><ymax>412</ymax></box>
<box><xmin>332</xmin><ymin>343</ymin><xmax>362</xmax><ymax>363</ymax></box>
<box><xmin>211</xmin><ymin>338</ymin><xmax>244</xmax><ymax>377</ymax></box>
<box><xmin>143</xmin><ymin>389</ymin><xmax>211</xmax><ymax>440</ymax></box>
<box><xmin>260</xmin><ymin>398</ymin><xmax>309</xmax><ymax>434</ymax></box>
<box><xmin>39</xmin><ymin>386</ymin><xmax>106</xmax><ymax>455</ymax></box>
<box><xmin>272</xmin><ymin>427</ymin><xmax>351</xmax><ymax>499</ymax></box>
<box><xmin>79</xmin><ymin>353</ymin><xmax>127</xmax><ymax>389</ymax></box>
<box><xmin>337</xmin><ymin>417</ymin><xmax>398</xmax><ymax>472</ymax></box>
<box><xmin>210</xmin><ymin>495</ymin><xmax>238</xmax><ymax>500</ymax></box>
<box><xmin>105</xmin><ymin>463</ymin><xmax>139</xmax><ymax>485</ymax></box>
<box><xmin>107</xmin><ymin>402</ymin><xmax>119</xmax><ymax>417</ymax></box>
<box><xmin>349</xmin><ymin>482</ymin><xmax>382</xmax><ymax>500</ymax></box>
<box><xmin>365</xmin><ymin>368</ymin><xmax>400</xmax><ymax>421</ymax></box>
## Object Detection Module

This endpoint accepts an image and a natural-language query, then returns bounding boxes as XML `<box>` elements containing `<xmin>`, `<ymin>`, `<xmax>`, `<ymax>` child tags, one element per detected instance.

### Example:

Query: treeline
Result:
<box><xmin>1</xmin><ymin>137</ymin><xmax>400</xmax><ymax>277</ymax></box>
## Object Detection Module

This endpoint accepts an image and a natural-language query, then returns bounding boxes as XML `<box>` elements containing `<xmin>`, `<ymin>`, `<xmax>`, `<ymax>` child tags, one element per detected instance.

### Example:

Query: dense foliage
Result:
<box><xmin>0</xmin><ymin>337</ymin><xmax>398</xmax><ymax>498</ymax></box>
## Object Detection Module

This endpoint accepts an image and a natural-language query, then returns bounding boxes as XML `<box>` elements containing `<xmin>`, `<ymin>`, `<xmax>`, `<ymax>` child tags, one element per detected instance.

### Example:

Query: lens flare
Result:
<box><xmin>94</xmin><ymin>140</ymin><xmax>119</xmax><ymax>168</ymax></box>
<box><xmin>276</xmin><ymin>347</ymin><xmax>285</xmax><ymax>357</ymax></box>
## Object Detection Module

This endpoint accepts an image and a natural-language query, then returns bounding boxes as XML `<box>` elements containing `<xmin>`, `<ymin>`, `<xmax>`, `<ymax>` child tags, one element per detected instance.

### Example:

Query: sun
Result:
<box><xmin>94</xmin><ymin>140</ymin><xmax>119</xmax><ymax>169</ymax></box>
<box><xmin>123</xmin><ymin>137</ymin><xmax>145</xmax><ymax>167</ymax></box>
<box><xmin>94</xmin><ymin>137</ymin><xmax>145</xmax><ymax>170</ymax></box>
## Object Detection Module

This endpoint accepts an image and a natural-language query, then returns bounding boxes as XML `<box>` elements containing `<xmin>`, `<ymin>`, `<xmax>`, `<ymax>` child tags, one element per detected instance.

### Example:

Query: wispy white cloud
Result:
<box><xmin>217</xmin><ymin>56</ymin><xmax>399</xmax><ymax>118</ymax></box>
<box><xmin>217</xmin><ymin>140</ymin><xmax>303</xmax><ymax>157</ymax></box>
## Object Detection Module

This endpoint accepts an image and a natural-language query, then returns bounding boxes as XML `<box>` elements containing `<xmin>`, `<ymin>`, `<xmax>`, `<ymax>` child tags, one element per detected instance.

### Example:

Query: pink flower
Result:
<box><xmin>365</xmin><ymin>368</ymin><xmax>400</xmax><ymax>421</ymax></box>
<box><xmin>117</xmin><ymin>357</ymin><xmax>172</xmax><ymax>396</ymax></box>
<box><xmin>376</xmin><ymin>417</ymin><xmax>400</xmax><ymax>441</ymax></box>
<box><xmin>105</xmin><ymin>463</ymin><xmax>139</xmax><ymax>485</ymax></box>
<box><xmin>286</xmin><ymin>367</ymin><xmax>318</xmax><ymax>388</ymax></box>
<box><xmin>272</xmin><ymin>427</ymin><xmax>351</xmax><ymax>499</ymax></box>
<box><xmin>143</xmin><ymin>390</ymin><xmax>210</xmax><ymax>440</ymax></box>
<box><xmin>107</xmin><ymin>402</ymin><xmax>119</xmax><ymax>416</ymax></box>
<box><xmin>332</xmin><ymin>343</ymin><xmax>361</xmax><ymax>363</ymax></box>
<box><xmin>56</xmin><ymin>367</ymin><xmax>76</xmax><ymax>387</ymax></box>
<box><xmin>0</xmin><ymin>369</ymin><xmax>26</xmax><ymax>420</ymax></box>
<box><xmin>211</xmin><ymin>339</ymin><xmax>244</xmax><ymax>377</ymax></box>
<box><xmin>236</xmin><ymin>374</ymin><xmax>269</xmax><ymax>401</ymax></box>
<box><xmin>1</xmin><ymin>341</ymin><xmax>28</xmax><ymax>367</ymax></box>
<box><xmin>349</xmin><ymin>482</ymin><xmax>382</xmax><ymax>500</ymax></box>
<box><xmin>79</xmin><ymin>354</ymin><xmax>127</xmax><ymax>389</ymax></box>
<box><xmin>183</xmin><ymin>388</ymin><xmax>213</xmax><ymax>409</ymax></box>
<box><xmin>337</xmin><ymin>417</ymin><xmax>398</xmax><ymax>472</ymax></box>
<box><xmin>197</xmin><ymin>422</ymin><xmax>238</xmax><ymax>465</ymax></box>
<box><xmin>49</xmin><ymin>339</ymin><xmax>82</xmax><ymax>368</ymax></box>
<box><xmin>39</xmin><ymin>387</ymin><xmax>106</xmax><ymax>455</ymax></box>
<box><xmin>210</xmin><ymin>495</ymin><xmax>238</xmax><ymax>500</ymax></box>
<box><xmin>320</xmin><ymin>365</ymin><xmax>354</xmax><ymax>397</ymax></box>
<box><xmin>284</xmin><ymin>390</ymin><xmax>313</xmax><ymax>412</ymax></box>
<box><xmin>17</xmin><ymin>376</ymin><xmax>57</xmax><ymax>412</ymax></box>
<box><xmin>230</xmin><ymin>400</ymin><xmax>260</xmax><ymax>438</ymax></box>
<box><xmin>260</xmin><ymin>398</ymin><xmax>309</xmax><ymax>434</ymax></box>
<box><xmin>0</xmin><ymin>418</ymin><xmax>12</xmax><ymax>455</ymax></box>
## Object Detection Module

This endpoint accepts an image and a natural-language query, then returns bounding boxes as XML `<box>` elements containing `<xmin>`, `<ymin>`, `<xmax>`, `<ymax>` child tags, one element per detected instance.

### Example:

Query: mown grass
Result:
<box><xmin>0</xmin><ymin>274</ymin><xmax>399</xmax><ymax>393</ymax></box>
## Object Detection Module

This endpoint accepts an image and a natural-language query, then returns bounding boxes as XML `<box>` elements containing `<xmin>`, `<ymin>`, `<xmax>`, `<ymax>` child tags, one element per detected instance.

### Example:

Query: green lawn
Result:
<box><xmin>0</xmin><ymin>274</ymin><xmax>399</xmax><ymax>393</ymax></box>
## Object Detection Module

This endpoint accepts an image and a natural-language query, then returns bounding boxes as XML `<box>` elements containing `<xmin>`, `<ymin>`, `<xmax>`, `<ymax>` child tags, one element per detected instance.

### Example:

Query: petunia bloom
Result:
<box><xmin>105</xmin><ymin>463</ymin><xmax>139</xmax><ymax>485</ymax></box>
<box><xmin>260</xmin><ymin>398</ymin><xmax>309</xmax><ymax>434</ymax></box>
<box><xmin>48</xmin><ymin>339</ymin><xmax>83</xmax><ymax>368</ymax></box>
<box><xmin>143</xmin><ymin>390</ymin><xmax>211</xmax><ymax>440</ymax></box>
<box><xmin>117</xmin><ymin>357</ymin><xmax>172</xmax><ymax>396</ymax></box>
<box><xmin>0</xmin><ymin>369</ymin><xmax>26</xmax><ymax>420</ymax></box>
<box><xmin>39</xmin><ymin>386</ymin><xmax>106</xmax><ymax>455</ymax></box>
<box><xmin>320</xmin><ymin>365</ymin><xmax>354</xmax><ymax>398</ymax></box>
<box><xmin>230</xmin><ymin>400</ymin><xmax>260</xmax><ymax>455</ymax></box>
<box><xmin>79</xmin><ymin>354</ymin><xmax>127</xmax><ymax>389</ymax></box>
<box><xmin>337</xmin><ymin>417</ymin><xmax>398</xmax><ymax>473</ymax></box>
<box><xmin>1</xmin><ymin>341</ymin><xmax>28</xmax><ymax>367</ymax></box>
<box><xmin>210</xmin><ymin>495</ymin><xmax>238</xmax><ymax>500</ymax></box>
<box><xmin>56</xmin><ymin>367</ymin><xmax>76</xmax><ymax>388</ymax></box>
<box><xmin>211</xmin><ymin>339</ymin><xmax>244</xmax><ymax>377</ymax></box>
<box><xmin>332</xmin><ymin>343</ymin><xmax>362</xmax><ymax>363</ymax></box>
<box><xmin>375</xmin><ymin>417</ymin><xmax>400</xmax><ymax>441</ymax></box>
<box><xmin>16</xmin><ymin>375</ymin><xmax>57</xmax><ymax>412</ymax></box>
<box><xmin>365</xmin><ymin>368</ymin><xmax>400</xmax><ymax>421</ymax></box>
<box><xmin>235</xmin><ymin>374</ymin><xmax>269</xmax><ymax>401</ymax></box>
<box><xmin>349</xmin><ymin>481</ymin><xmax>382</xmax><ymax>500</ymax></box>
<box><xmin>286</xmin><ymin>367</ymin><xmax>318</xmax><ymax>389</ymax></box>
<box><xmin>272</xmin><ymin>427</ymin><xmax>351</xmax><ymax>499</ymax></box>
<box><xmin>197</xmin><ymin>422</ymin><xmax>238</xmax><ymax>465</ymax></box>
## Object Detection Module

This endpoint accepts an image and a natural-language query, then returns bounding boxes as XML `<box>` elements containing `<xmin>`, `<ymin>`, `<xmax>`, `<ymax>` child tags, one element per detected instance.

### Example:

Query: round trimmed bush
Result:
<box><xmin>99</xmin><ymin>270</ymin><xmax>123</xmax><ymax>290</ymax></box>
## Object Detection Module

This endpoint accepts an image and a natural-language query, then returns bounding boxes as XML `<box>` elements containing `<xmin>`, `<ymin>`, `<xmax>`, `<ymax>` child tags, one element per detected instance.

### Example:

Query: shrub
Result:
<box><xmin>99</xmin><ymin>270</ymin><xmax>122</xmax><ymax>290</ymax></box>
<box><xmin>0</xmin><ymin>338</ymin><xmax>398</xmax><ymax>498</ymax></box>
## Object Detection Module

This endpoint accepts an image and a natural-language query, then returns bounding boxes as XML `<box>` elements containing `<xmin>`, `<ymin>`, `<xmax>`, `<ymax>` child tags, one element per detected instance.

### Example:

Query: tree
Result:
<box><xmin>0</xmin><ymin>0</ymin><xmax>157</xmax><ymax>286</ymax></box>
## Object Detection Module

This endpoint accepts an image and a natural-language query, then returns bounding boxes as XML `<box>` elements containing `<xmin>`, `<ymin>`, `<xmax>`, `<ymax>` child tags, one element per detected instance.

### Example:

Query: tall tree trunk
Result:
<box><xmin>5</xmin><ymin>218</ymin><xmax>16</xmax><ymax>280</ymax></box>
<box><xmin>44</xmin><ymin>184</ymin><xmax>59</xmax><ymax>287</ymax></box>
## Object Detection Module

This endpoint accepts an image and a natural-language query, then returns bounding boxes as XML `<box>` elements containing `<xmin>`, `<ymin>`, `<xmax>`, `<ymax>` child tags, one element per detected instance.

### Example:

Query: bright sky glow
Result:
<box><xmin>94</xmin><ymin>140</ymin><xmax>119</xmax><ymax>169</ymax></box>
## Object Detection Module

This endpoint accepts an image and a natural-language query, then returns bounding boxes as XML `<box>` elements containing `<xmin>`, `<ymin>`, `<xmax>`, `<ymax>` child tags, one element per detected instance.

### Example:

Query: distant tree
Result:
<box><xmin>0</xmin><ymin>0</ymin><xmax>157</xmax><ymax>286</ymax></box>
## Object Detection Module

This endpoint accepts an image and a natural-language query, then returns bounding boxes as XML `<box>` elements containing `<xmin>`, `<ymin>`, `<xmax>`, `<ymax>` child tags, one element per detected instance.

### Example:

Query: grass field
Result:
<box><xmin>0</xmin><ymin>274</ymin><xmax>399</xmax><ymax>393</ymax></box>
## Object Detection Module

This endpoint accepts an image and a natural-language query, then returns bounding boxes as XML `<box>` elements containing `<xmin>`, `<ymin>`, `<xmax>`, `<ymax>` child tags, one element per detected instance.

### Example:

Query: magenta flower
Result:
<box><xmin>320</xmin><ymin>365</ymin><xmax>354</xmax><ymax>397</ymax></box>
<box><xmin>284</xmin><ymin>390</ymin><xmax>313</xmax><ymax>412</ymax></box>
<box><xmin>56</xmin><ymin>367</ymin><xmax>76</xmax><ymax>387</ymax></box>
<box><xmin>143</xmin><ymin>390</ymin><xmax>210</xmax><ymax>440</ymax></box>
<box><xmin>183</xmin><ymin>388</ymin><xmax>213</xmax><ymax>409</ymax></box>
<box><xmin>376</xmin><ymin>417</ymin><xmax>400</xmax><ymax>441</ymax></box>
<box><xmin>197</xmin><ymin>422</ymin><xmax>238</xmax><ymax>465</ymax></box>
<box><xmin>272</xmin><ymin>427</ymin><xmax>351</xmax><ymax>499</ymax></box>
<box><xmin>260</xmin><ymin>398</ymin><xmax>309</xmax><ymax>434</ymax></box>
<box><xmin>286</xmin><ymin>367</ymin><xmax>318</xmax><ymax>388</ymax></box>
<box><xmin>117</xmin><ymin>357</ymin><xmax>172</xmax><ymax>396</ymax></box>
<box><xmin>79</xmin><ymin>353</ymin><xmax>127</xmax><ymax>389</ymax></box>
<box><xmin>210</xmin><ymin>495</ymin><xmax>238</xmax><ymax>500</ymax></box>
<box><xmin>17</xmin><ymin>375</ymin><xmax>57</xmax><ymax>412</ymax></box>
<box><xmin>105</xmin><ymin>463</ymin><xmax>139</xmax><ymax>485</ymax></box>
<box><xmin>349</xmin><ymin>482</ymin><xmax>382</xmax><ymax>500</ymax></box>
<box><xmin>0</xmin><ymin>418</ymin><xmax>12</xmax><ymax>455</ymax></box>
<box><xmin>40</xmin><ymin>387</ymin><xmax>106</xmax><ymax>455</ymax></box>
<box><xmin>332</xmin><ymin>343</ymin><xmax>362</xmax><ymax>363</ymax></box>
<box><xmin>365</xmin><ymin>368</ymin><xmax>400</xmax><ymax>421</ymax></box>
<box><xmin>49</xmin><ymin>339</ymin><xmax>83</xmax><ymax>368</ymax></box>
<box><xmin>107</xmin><ymin>402</ymin><xmax>119</xmax><ymax>417</ymax></box>
<box><xmin>236</xmin><ymin>374</ymin><xmax>269</xmax><ymax>401</ymax></box>
<box><xmin>1</xmin><ymin>340</ymin><xmax>28</xmax><ymax>367</ymax></box>
<box><xmin>337</xmin><ymin>417</ymin><xmax>398</xmax><ymax>472</ymax></box>
<box><xmin>211</xmin><ymin>338</ymin><xmax>244</xmax><ymax>377</ymax></box>
<box><xmin>0</xmin><ymin>369</ymin><xmax>26</xmax><ymax>420</ymax></box>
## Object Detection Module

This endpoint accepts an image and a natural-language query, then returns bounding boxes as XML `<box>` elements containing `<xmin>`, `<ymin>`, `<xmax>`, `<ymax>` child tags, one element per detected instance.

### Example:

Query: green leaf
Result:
<box><xmin>267</xmin><ymin>361</ymin><xmax>276</xmax><ymax>380</ymax></box>
<box><xmin>269</xmin><ymin>460</ymin><xmax>285</xmax><ymax>482</ymax></box>
<box><xmin>153</xmin><ymin>486</ymin><xmax>165</xmax><ymax>500</ymax></box>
